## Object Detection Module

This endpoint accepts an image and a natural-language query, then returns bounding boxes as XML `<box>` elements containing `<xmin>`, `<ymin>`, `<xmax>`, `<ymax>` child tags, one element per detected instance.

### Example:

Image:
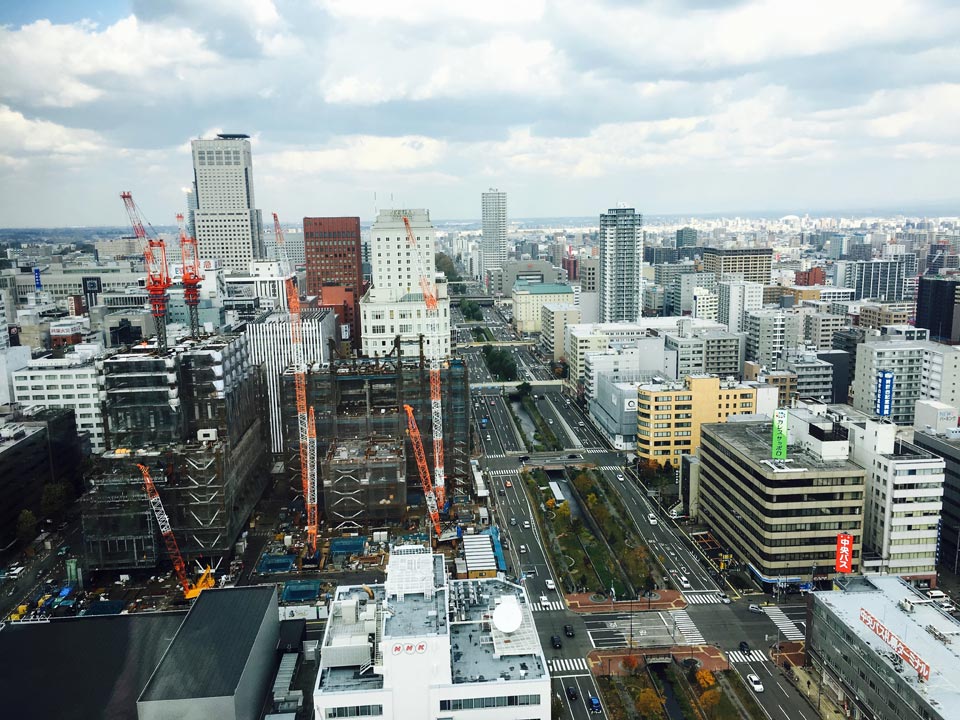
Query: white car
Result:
<box><xmin>647</xmin><ymin>513</ymin><xmax>658</xmax><ymax>525</ymax></box>
<box><xmin>616</xmin><ymin>474</ymin><xmax>625</xmax><ymax>482</ymax></box>
<box><xmin>679</xmin><ymin>575</ymin><xmax>692</xmax><ymax>590</ymax></box>
<box><xmin>545</xmin><ymin>579</ymin><xmax>556</xmax><ymax>590</ymax></box>
<box><xmin>519</xmin><ymin>545</ymin><xmax>528</xmax><ymax>554</ymax></box>
<box><xmin>523</xmin><ymin>520</ymin><xmax>531</xmax><ymax>529</ymax></box>
<box><xmin>747</xmin><ymin>674</ymin><xmax>764</xmax><ymax>693</ymax></box>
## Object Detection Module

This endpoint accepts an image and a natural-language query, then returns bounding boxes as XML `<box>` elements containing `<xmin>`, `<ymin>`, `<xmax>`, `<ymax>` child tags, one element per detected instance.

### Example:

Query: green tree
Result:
<box><xmin>435</xmin><ymin>252</ymin><xmax>462</xmax><ymax>282</ymax></box>
<box><xmin>17</xmin><ymin>509</ymin><xmax>37</xmax><ymax>544</ymax></box>
<box><xmin>517</xmin><ymin>381</ymin><xmax>532</xmax><ymax>397</ymax></box>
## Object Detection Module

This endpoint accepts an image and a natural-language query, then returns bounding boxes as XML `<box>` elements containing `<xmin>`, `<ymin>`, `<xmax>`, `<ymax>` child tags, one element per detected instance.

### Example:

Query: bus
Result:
<box><xmin>548</xmin><ymin>481</ymin><xmax>566</xmax><ymax>506</ymax></box>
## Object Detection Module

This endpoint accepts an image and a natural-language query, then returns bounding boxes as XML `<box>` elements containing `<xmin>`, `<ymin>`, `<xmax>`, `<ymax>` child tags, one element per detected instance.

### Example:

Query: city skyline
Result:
<box><xmin>1</xmin><ymin>1</ymin><xmax>959</xmax><ymax>227</ymax></box>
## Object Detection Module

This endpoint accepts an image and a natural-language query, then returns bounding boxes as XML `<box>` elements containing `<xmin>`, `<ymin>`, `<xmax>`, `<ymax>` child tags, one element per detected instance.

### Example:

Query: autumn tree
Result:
<box><xmin>622</xmin><ymin>655</ymin><xmax>639</xmax><ymax>675</ymax></box>
<box><xmin>700</xmin><ymin>688</ymin><xmax>721</xmax><ymax>719</ymax></box>
<box><xmin>635</xmin><ymin>688</ymin><xmax>663</xmax><ymax>717</ymax></box>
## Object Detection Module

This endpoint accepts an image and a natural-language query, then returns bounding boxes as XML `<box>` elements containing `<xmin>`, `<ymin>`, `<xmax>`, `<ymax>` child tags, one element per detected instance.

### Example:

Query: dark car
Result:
<box><xmin>551</xmin><ymin>635</ymin><xmax>562</xmax><ymax>649</ymax></box>
<box><xmin>566</xmin><ymin>686</ymin><xmax>579</xmax><ymax>701</ymax></box>
<box><xmin>588</xmin><ymin>695</ymin><xmax>602</xmax><ymax>713</ymax></box>
<box><xmin>564</xmin><ymin>624</ymin><xmax>575</xmax><ymax>638</ymax></box>
<box><xmin>739</xmin><ymin>641</ymin><xmax>750</xmax><ymax>653</ymax></box>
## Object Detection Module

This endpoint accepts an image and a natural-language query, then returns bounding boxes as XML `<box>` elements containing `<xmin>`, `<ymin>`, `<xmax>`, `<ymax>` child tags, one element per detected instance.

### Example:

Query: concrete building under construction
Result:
<box><xmin>81</xmin><ymin>332</ymin><xmax>269</xmax><ymax>570</ymax></box>
<box><xmin>281</xmin><ymin>338</ymin><xmax>471</xmax><ymax>531</ymax></box>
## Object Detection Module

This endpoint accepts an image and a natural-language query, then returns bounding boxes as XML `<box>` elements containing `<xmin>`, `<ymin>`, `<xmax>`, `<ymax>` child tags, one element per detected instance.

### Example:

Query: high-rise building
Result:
<box><xmin>703</xmin><ymin>248</ymin><xmax>773</xmax><ymax>285</ymax></box>
<box><xmin>190</xmin><ymin>134</ymin><xmax>264</xmax><ymax>273</ymax></box>
<box><xmin>717</xmin><ymin>281</ymin><xmax>763</xmax><ymax>334</ymax></box>
<box><xmin>666</xmin><ymin>272</ymin><xmax>716</xmax><ymax>316</ymax></box>
<box><xmin>360</xmin><ymin>209</ymin><xmax>450</xmax><ymax>359</ymax></box>
<box><xmin>303</xmin><ymin>216</ymin><xmax>363</xmax><ymax>345</ymax></box>
<box><xmin>831</xmin><ymin>256</ymin><xmax>917</xmax><ymax>301</ymax></box>
<box><xmin>579</xmin><ymin>257</ymin><xmax>599</xmax><ymax>292</ymax></box>
<box><xmin>676</xmin><ymin>226</ymin><xmax>697</xmax><ymax>248</ymax></box>
<box><xmin>913</xmin><ymin>428</ymin><xmax>960</xmax><ymax>573</ymax></box>
<box><xmin>480</xmin><ymin>188</ymin><xmax>507</xmax><ymax>286</ymax></box>
<box><xmin>803</xmin><ymin>313</ymin><xmax>846</xmax><ymax>350</ymax></box>
<box><xmin>697</xmin><ymin>413</ymin><xmax>866</xmax><ymax>588</ymax></box>
<box><xmin>599</xmin><ymin>207</ymin><xmax>643</xmax><ymax>323</ymax></box>
<box><xmin>745</xmin><ymin>309</ymin><xmax>804</xmax><ymax>370</ymax></box>
<box><xmin>915</xmin><ymin>273</ymin><xmax>960</xmax><ymax>344</ymax></box>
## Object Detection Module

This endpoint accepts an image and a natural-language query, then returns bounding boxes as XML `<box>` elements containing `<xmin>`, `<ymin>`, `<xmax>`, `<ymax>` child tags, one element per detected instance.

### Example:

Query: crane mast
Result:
<box><xmin>176</xmin><ymin>213</ymin><xmax>204</xmax><ymax>338</ymax></box>
<box><xmin>403</xmin><ymin>405</ymin><xmax>442</xmax><ymax>537</ymax></box>
<box><xmin>136</xmin><ymin>464</ymin><xmax>212</xmax><ymax>599</ymax></box>
<box><xmin>121</xmin><ymin>192</ymin><xmax>171</xmax><ymax>352</ymax></box>
<box><xmin>278</xmin><ymin>214</ymin><xmax>318</xmax><ymax>554</ymax></box>
<box><xmin>402</xmin><ymin>216</ymin><xmax>447</xmax><ymax>511</ymax></box>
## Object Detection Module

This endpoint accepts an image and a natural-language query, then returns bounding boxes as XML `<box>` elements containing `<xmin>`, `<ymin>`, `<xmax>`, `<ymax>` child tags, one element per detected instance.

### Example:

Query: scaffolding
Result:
<box><xmin>323</xmin><ymin>438</ymin><xmax>406</xmax><ymax>531</ymax></box>
<box><xmin>280</xmin><ymin>339</ymin><xmax>471</xmax><ymax>528</ymax></box>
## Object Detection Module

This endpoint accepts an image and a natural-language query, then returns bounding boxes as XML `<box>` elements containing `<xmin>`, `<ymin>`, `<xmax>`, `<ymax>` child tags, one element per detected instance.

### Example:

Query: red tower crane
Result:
<box><xmin>136</xmin><ymin>464</ymin><xmax>214</xmax><ymax>599</ymax></box>
<box><xmin>277</xmin><ymin>213</ymin><xmax>318</xmax><ymax>554</ymax></box>
<box><xmin>403</xmin><ymin>405</ymin><xmax>442</xmax><ymax>537</ymax></box>
<box><xmin>176</xmin><ymin>213</ymin><xmax>204</xmax><ymax>338</ymax></box>
<box><xmin>121</xmin><ymin>192</ymin><xmax>171</xmax><ymax>352</ymax></box>
<box><xmin>402</xmin><ymin>215</ymin><xmax>448</xmax><ymax>512</ymax></box>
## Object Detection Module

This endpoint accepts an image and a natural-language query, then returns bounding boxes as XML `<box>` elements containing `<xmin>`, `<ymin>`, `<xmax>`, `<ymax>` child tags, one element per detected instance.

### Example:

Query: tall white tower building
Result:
<box><xmin>360</xmin><ymin>209</ymin><xmax>451</xmax><ymax>359</ymax></box>
<box><xmin>190</xmin><ymin>133</ymin><xmax>264</xmax><ymax>273</ymax></box>
<box><xmin>480</xmin><ymin>188</ymin><xmax>507</xmax><ymax>287</ymax></box>
<box><xmin>718</xmin><ymin>280</ymin><xmax>763</xmax><ymax>334</ymax></box>
<box><xmin>599</xmin><ymin>206</ymin><xmax>643</xmax><ymax>323</ymax></box>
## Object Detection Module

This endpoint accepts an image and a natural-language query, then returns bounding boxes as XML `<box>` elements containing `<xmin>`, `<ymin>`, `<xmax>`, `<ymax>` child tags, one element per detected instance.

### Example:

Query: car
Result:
<box><xmin>519</xmin><ymin>545</ymin><xmax>528</xmax><ymax>554</ymax></box>
<box><xmin>588</xmin><ymin>695</ymin><xmax>602</xmax><ymax>713</ymax></box>
<box><xmin>545</xmin><ymin>579</ymin><xmax>556</xmax><ymax>590</ymax></box>
<box><xmin>498</xmin><ymin>489</ymin><xmax>505</xmax><ymax>496</ymax></box>
<box><xmin>566</xmin><ymin>453</ymin><xmax>580</xmax><ymax>459</ymax></box>
<box><xmin>548</xmin><ymin>419</ymin><xmax>554</xmax><ymax>424</ymax></box>
<box><xmin>748</xmin><ymin>604</ymin><xmax>764</xmax><ymax>614</ymax></box>
<box><xmin>566</xmin><ymin>686</ymin><xmax>579</xmax><ymax>701</ymax></box>
<box><xmin>519</xmin><ymin>455</ymin><xmax>531</xmax><ymax>462</ymax></box>
<box><xmin>505</xmin><ymin>480</ymin><xmax>513</xmax><ymax>488</ymax></box>
<box><xmin>718</xmin><ymin>593</ymin><xmax>732</xmax><ymax>604</ymax></box>
<box><xmin>747</xmin><ymin>673</ymin><xmax>764</xmax><ymax>693</ymax></box>
<box><xmin>647</xmin><ymin>513</ymin><xmax>658</xmax><ymax>525</ymax></box>
<box><xmin>510</xmin><ymin>517</ymin><xmax>517</xmax><ymax>526</ymax></box>
<box><xmin>564</xmin><ymin>624</ymin><xmax>575</xmax><ymax>637</ymax></box>
<box><xmin>739</xmin><ymin>641</ymin><xmax>750</xmax><ymax>652</ymax></box>
<box><xmin>490</xmin><ymin>400</ymin><xmax>496</xmax><ymax>406</ymax></box>
<box><xmin>551</xmin><ymin>635</ymin><xmax>562</xmax><ymax>649</ymax></box>
<box><xmin>523</xmin><ymin>520</ymin><xmax>530</xmax><ymax>529</ymax></box>
<box><xmin>578</xmin><ymin>421</ymin><xmax>585</xmax><ymax>427</ymax></box>
<box><xmin>679</xmin><ymin>576</ymin><xmax>691</xmax><ymax>590</ymax></box>
<box><xmin>616</xmin><ymin>474</ymin><xmax>625</xmax><ymax>482</ymax></box>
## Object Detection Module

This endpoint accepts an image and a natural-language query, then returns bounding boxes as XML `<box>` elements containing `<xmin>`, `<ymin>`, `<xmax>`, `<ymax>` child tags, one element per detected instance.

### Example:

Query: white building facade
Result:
<box><xmin>190</xmin><ymin>134</ymin><xmax>264</xmax><ymax>273</ymax></box>
<box><xmin>598</xmin><ymin>207</ymin><xmax>643</xmax><ymax>323</ymax></box>
<box><xmin>717</xmin><ymin>280</ymin><xmax>763</xmax><ymax>334</ymax></box>
<box><xmin>480</xmin><ymin>189</ymin><xmax>507</xmax><ymax>285</ymax></box>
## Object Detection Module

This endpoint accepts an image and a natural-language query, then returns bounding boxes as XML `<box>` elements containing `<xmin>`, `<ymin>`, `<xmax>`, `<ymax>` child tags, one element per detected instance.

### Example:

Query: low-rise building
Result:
<box><xmin>804</xmin><ymin>313</ymin><xmax>846</xmax><ymax>350</ymax></box>
<box><xmin>313</xmin><ymin>545</ymin><xmax>550</xmax><ymax>720</ymax></box>
<box><xmin>590</xmin><ymin>375</ymin><xmax>643</xmax><ymax>449</ymax></box>
<box><xmin>540</xmin><ymin>303</ymin><xmax>580</xmax><ymax>361</ymax></box>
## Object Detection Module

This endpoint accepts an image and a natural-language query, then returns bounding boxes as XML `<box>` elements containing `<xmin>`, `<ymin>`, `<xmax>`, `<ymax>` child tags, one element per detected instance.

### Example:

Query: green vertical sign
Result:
<box><xmin>772</xmin><ymin>408</ymin><xmax>788</xmax><ymax>459</ymax></box>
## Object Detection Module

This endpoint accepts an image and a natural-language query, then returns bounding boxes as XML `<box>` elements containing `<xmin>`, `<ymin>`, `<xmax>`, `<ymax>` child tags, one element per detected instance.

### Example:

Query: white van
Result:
<box><xmin>926</xmin><ymin>589</ymin><xmax>947</xmax><ymax>600</ymax></box>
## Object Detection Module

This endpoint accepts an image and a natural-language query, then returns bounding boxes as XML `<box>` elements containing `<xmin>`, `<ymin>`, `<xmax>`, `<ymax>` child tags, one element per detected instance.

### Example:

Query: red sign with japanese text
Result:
<box><xmin>860</xmin><ymin>608</ymin><xmax>931</xmax><ymax>680</ymax></box>
<box><xmin>835</xmin><ymin>533</ymin><xmax>853</xmax><ymax>573</ymax></box>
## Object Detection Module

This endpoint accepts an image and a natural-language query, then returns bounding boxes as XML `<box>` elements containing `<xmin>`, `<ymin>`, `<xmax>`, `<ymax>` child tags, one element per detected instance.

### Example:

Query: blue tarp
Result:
<box><xmin>329</xmin><ymin>537</ymin><xmax>365</xmax><ymax>558</ymax></box>
<box><xmin>258</xmin><ymin>554</ymin><xmax>297</xmax><ymax>574</ymax></box>
<box><xmin>483</xmin><ymin>527</ymin><xmax>508</xmax><ymax>572</ymax></box>
<box><xmin>282</xmin><ymin>580</ymin><xmax>322</xmax><ymax>603</ymax></box>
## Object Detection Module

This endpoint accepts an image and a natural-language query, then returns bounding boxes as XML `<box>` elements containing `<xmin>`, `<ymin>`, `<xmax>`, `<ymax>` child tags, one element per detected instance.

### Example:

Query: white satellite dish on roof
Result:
<box><xmin>492</xmin><ymin>596</ymin><xmax>522</xmax><ymax>634</ymax></box>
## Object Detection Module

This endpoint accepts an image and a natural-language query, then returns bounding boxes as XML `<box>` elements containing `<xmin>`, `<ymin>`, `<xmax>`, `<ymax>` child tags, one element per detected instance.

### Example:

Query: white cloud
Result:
<box><xmin>317</xmin><ymin>0</ymin><xmax>546</xmax><ymax>24</ymax></box>
<box><xmin>0</xmin><ymin>16</ymin><xmax>219</xmax><ymax>107</ymax></box>
<box><xmin>0</xmin><ymin>105</ymin><xmax>104</xmax><ymax>155</ymax></box>
<box><xmin>260</xmin><ymin>135</ymin><xmax>448</xmax><ymax>175</ymax></box>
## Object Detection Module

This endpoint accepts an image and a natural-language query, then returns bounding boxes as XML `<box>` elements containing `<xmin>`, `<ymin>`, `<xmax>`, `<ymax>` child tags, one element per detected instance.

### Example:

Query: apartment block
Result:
<box><xmin>858</xmin><ymin>302</ymin><xmax>911</xmax><ymax>331</ymax></box>
<box><xmin>803</xmin><ymin>313</ymin><xmax>846</xmax><ymax>350</ymax></box>
<box><xmin>718</xmin><ymin>280</ymin><xmax>763</xmax><ymax>334</ymax></box>
<box><xmin>782</xmin><ymin>349</ymin><xmax>835</xmax><ymax>402</ymax></box>
<box><xmin>831</xmin><ymin>256</ymin><xmax>917</xmax><ymax>301</ymax></box>
<box><xmin>635</xmin><ymin>374</ymin><xmax>764</xmax><ymax>468</ymax></box>
<box><xmin>512</xmin><ymin>282</ymin><xmax>574</xmax><ymax>334</ymax></box>
<box><xmin>693</xmin><ymin>286</ymin><xmax>720</xmax><ymax>322</ymax></box>
<box><xmin>703</xmin><ymin>248</ymin><xmax>773</xmax><ymax>284</ymax></box>
<box><xmin>582</xmin><ymin>339</ymin><xmax>666</xmax><ymax>401</ymax></box>
<box><xmin>745</xmin><ymin>309</ymin><xmax>804</xmax><ymax>370</ymax></box>
<box><xmin>599</xmin><ymin>207</ymin><xmax>643</xmax><ymax>322</ymax></box>
<box><xmin>698</xmin><ymin>414</ymin><xmax>866</xmax><ymax>589</ymax></box>
<box><xmin>540</xmin><ymin>303</ymin><xmax>580</xmax><ymax>361</ymax></box>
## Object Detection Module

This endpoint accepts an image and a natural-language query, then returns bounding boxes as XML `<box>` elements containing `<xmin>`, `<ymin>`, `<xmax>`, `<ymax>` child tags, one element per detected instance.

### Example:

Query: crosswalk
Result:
<box><xmin>485</xmin><ymin>453</ymin><xmax>507</xmax><ymax>459</ymax></box>
<box><xmin>531</xmin><ymin>601</ymin><xmax>565</xmax><ymax>612</ymax></box>
<box><xmin>683</xmin><ymin>591</ymin><xmax>725</xmax><ymax>605</ymax></box>
<box><xmin>670</xmin><ymin>610</ymin><xmax>705</xmax><ymax>644</ymax></box>
<box><xmin>764</xmin><ymin>606</ymin><xmax>805</xmax><ymax>640</ymax></box>
<box><xmin>548</xmin><ymin>657</ymin><xmax>590</xmax><ymax>675</ymax></box>
<box><xmin>488</xmin><ymin>468</ymin><xmax>519</xmax><ymax>477</ymax></box>
<box><xmin>727</xmin><ymin>649</ymin><xmax>768</xmax><ymax>664</ymax></box>
<box><xmin>598</xmin><ymin>465</ymin><xmax>625</xmax><ymax>473</ymax></box>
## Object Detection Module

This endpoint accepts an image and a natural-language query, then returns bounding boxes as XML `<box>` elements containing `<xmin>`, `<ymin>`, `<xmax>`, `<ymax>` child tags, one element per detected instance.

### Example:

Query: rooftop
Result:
<box><xmin>0</xmin><ymin>611</ymin><xmax>186</xmax><ymax>720</ymax></box>
<box><xmin>814</xmin><ymin>576</ymin><xmax>960</xmax><ymax>711</ymax></box>
<box><xmin>513</xmin><ymin>281</ymin><xmax>574</xmax><ymax>295</ymax></box>
<box><xmin>139</xmin><ymin>586</ymin><xmax>276</xmax><ymax>702</ymax></box>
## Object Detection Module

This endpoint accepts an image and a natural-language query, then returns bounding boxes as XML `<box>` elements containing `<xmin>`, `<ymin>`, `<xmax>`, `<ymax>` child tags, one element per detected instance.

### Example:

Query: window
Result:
<box><xmin>325</xmin><ymin>706</ymin><xmax>383</xmax><ymax>718</ymax></box>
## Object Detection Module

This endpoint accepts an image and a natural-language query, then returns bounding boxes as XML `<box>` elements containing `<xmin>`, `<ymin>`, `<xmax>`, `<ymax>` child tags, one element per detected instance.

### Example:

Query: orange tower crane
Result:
<box><xmin>276</xmin><ymin>213</ymin><xmax>318</xmax><ymax>554</ymax></box>
<box><xmin>136</xmin><ymin>464</ymin><xmax>214</xmax><ymax>600</ymax></box>
<box><xmin>403</xmin><ymin>405</ymin><xmax>442</xmax><ymax>537</ymax></box>
<box><xmin>402</xmin><ymin>215</ymin><xmax>448</xmax><ymax>511</ymax></box>
<box><xmin>176</xmin><ymin>213</ymin><xmax>204</xmax><ymax>338</ymax></box>
<box><xmin>121</xmin><ymin>192</ymin><xmax>172</xmax><ymax>352</ymax></box>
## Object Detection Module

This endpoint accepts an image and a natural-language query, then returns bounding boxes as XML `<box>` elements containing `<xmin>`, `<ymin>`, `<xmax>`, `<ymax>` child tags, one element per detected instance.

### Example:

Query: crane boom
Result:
<box><xmin>136</xmin><ymin>464</ymin><xmax>212</xmax><ymax>599</ymax></box>
<box><xmin>176</xmin><ymin>213</ymin><xmax>204</xmax><ymax>338</ymax></box>
<box><xmin>403</xmin><ymin>405</ymin><xmax>442</xmax><ymax>537</ymax></box>
<box><xmin>121</xmin><ymin>192</ymin><xmax>171</xmax><ymax>352</ymax></box>
<box><xmin>402</xmin><ymin>216</ymin><xmax>447</xmax><ymax>510</ymax></box>
<box><xmin>278</xmin><ymin>212</ymin><xmax>317</xmax><ymax>554</ymax></box>
<box><xmin>273</xmin><ymin>212</ymin><xmax>292</xmax><ymax>277</ymax></box>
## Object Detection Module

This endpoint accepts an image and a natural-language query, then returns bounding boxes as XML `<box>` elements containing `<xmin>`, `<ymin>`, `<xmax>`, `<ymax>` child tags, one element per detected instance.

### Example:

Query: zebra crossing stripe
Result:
<box><xmin>532</xmin><ymin>601</ymin><xmax>565</xmax><ymax>612</ymax></box>
<box><xmin>670</xmin><ymin>610</ymin><xmax>705</xmax><ymax>644</ymax></box>
<box><xmin>683</xmin><ymin>592</ymin><xmax>724</xmax><ymax>605</ymax></box>
<box><xmin>549</xmin><ymin>658</ymin><xmax>590</xmax><ymax>673</ymax></box>
<box><xmin>764</xmin><ymin>607</ymin><xmax>805</xmax><ymax>640</ymax></box>
<box><xmin>726</xmin><ymin>650</ymin><xmax>768</xmax><ymax>663</ymax></box>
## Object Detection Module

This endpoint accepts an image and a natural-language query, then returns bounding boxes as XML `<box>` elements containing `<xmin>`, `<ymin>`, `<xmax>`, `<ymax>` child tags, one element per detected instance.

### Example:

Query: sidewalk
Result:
<box><xmin>588</xmin><ymin>644</ymin><xmax>729</xmax><ymax>674</ymax></box>
<box><xmin>566</xmin><ymin>589</ymin><xmax>686</xmax><ymax>613</ymax></box>
<box><xmin>774</xmin><ymin>642</ymin><xmax>846</xmax><ymax>720</ymax></box>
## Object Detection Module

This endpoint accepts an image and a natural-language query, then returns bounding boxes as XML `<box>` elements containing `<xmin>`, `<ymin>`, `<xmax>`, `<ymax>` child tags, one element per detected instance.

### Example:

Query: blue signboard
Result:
<box><xmin>33</xmin><ymin>268</ymin><xmax>42</xmax><ymax>289</ymax></box>
<box><xmin>875</xmin><ymin>371</ymin><xmax>894</xmax><ymax>417</ymax></box>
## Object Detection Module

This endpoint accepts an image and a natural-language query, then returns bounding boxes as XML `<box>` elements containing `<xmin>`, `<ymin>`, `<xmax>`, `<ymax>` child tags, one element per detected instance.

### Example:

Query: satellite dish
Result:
<box><xmin>492</xmin><ymin>596</ymin><xmax>522</xmax><ymax>634</ymax></box>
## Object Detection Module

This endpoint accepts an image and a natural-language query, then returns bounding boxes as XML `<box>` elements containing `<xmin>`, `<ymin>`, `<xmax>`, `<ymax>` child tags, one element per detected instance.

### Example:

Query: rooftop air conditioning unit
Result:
<box><xmin>198</xmin><ymin>429</ymin><xmax>218</xmax><ymax>442</ymax></box>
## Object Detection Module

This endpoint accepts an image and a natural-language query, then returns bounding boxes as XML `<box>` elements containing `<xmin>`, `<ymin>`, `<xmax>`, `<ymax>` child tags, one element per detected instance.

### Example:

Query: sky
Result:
<box><xmin>1</xmin><ymin>0</ymin><xmax>960</xmax><ymax>227</ymax></box>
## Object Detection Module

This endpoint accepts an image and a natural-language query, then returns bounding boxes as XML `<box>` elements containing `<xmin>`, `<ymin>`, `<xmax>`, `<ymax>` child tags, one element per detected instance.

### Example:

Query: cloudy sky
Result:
<box><xmin>2</xmin><ymin>0</ymin><xmax>959</xmax><ymax>227</ymax></box>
